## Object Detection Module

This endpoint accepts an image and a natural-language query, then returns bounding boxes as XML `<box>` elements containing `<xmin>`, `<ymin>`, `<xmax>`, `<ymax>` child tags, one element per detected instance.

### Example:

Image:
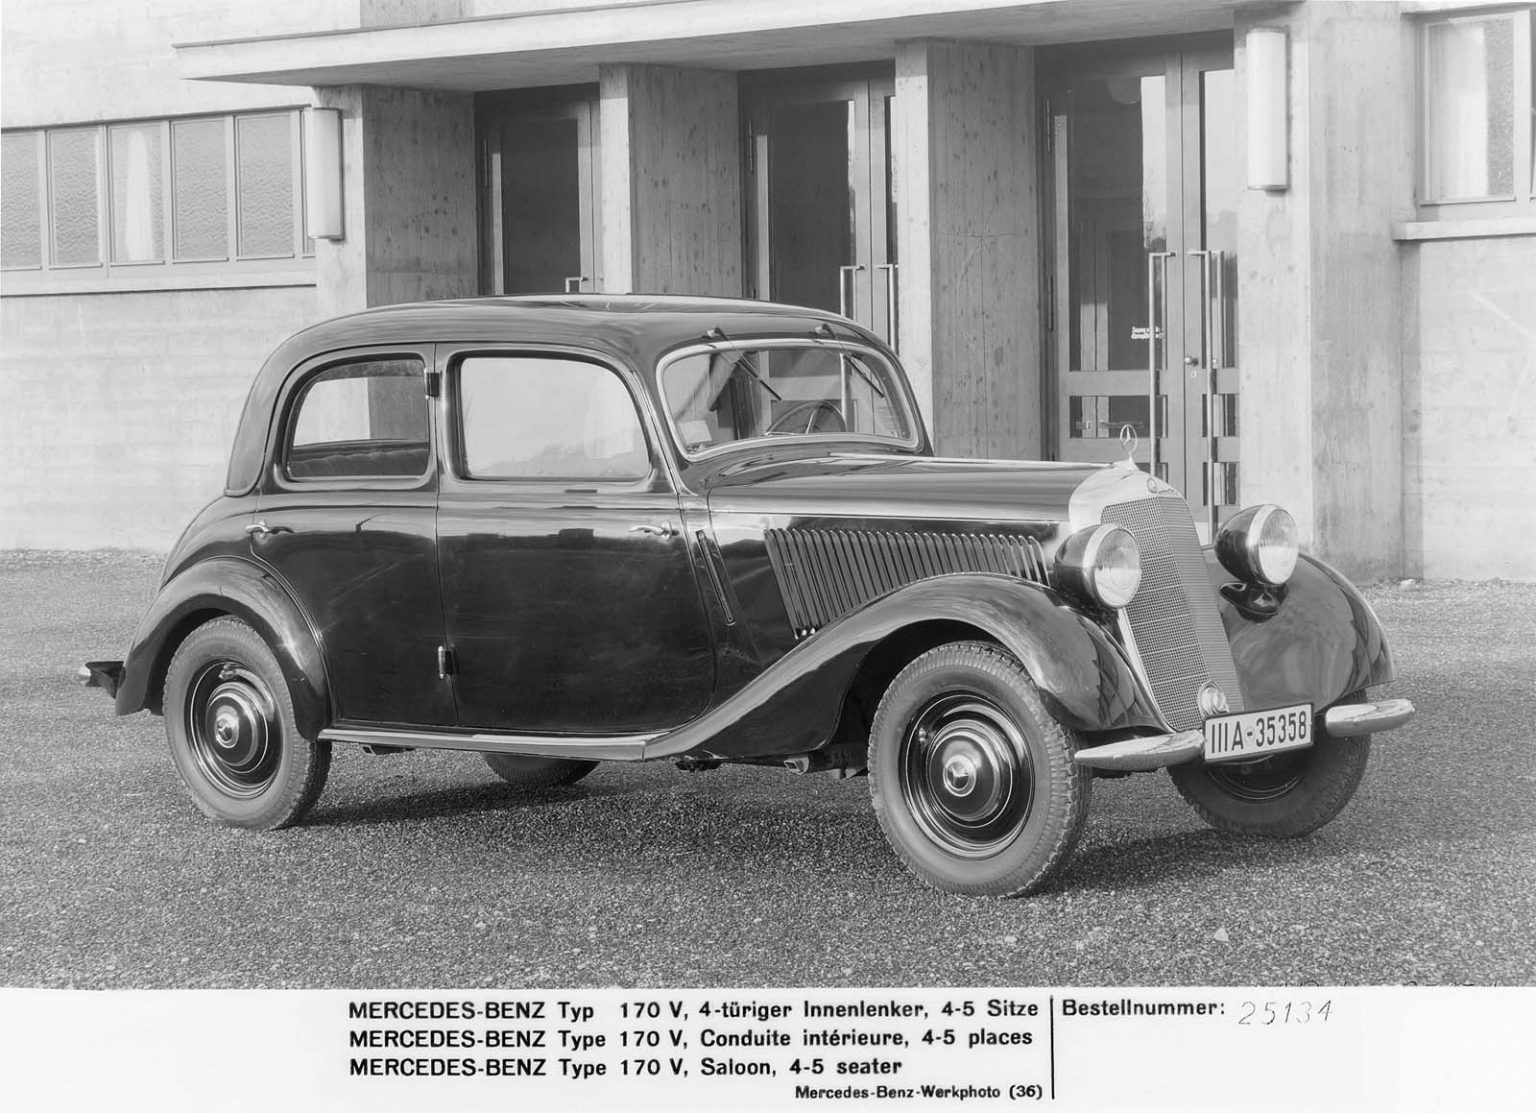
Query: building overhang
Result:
<box><xmin>176</xmin><ymin>0</ymin><xmax>1263</xmax><ymax>91</ymax></box>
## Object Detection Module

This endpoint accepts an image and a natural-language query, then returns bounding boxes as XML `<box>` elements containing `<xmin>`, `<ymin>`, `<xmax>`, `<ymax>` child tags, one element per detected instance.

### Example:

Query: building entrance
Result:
<box><xmin>1042</xmin><ymin>40</ymin><xmax>1239</xmax><ymax>533</ymax></box>
<box><xmin>743</xmin><ymin>70</ymin><xmax>897</xmax><ymax>349</ymax></box>
<box><xmin>476</xmin><ymin>89</ymin><xmax>601</xmax><ymax>295</ymax></box>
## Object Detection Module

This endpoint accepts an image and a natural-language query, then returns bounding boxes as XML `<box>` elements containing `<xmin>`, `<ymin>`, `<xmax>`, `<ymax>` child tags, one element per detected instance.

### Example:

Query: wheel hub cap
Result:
<box><xmin>186</xmin><ymin>661</ymin><xmax>281</xmax><ymax>797</ymax></box>
<box><xmin>902</xmin><ymin>695</ymin><xmax>1036</xmax><ymax>858</ymax></box>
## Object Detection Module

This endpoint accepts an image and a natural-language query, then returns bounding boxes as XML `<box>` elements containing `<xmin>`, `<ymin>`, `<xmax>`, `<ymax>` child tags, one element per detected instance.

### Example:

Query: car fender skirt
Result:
<box><xmin>1212</xmin><ymin>552</ymin><xmax>1396</xmax><ymax>712</ymax></box>
<box><xmin>114</xmin><ymin>557</ymin><xmax>330</xmax><ymax>738</ymax></box>
<box><xmin>651</xmin><ymin>573</ymin><xmax>1160</xmax><ymax>761</ymax></box>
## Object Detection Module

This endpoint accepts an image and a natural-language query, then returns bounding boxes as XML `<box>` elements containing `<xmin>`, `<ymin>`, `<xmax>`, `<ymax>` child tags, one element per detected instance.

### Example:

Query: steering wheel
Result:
<box><xmin>767</xmin><ymin>400</ymin><xmax>847</xmax><ymax>436</ymax></box>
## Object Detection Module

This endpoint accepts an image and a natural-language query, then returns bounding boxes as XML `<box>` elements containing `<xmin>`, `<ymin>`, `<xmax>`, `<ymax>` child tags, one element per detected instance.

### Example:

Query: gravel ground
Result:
<box><xmin>1</xmin><ymin>551</ymin><xmax>1532</xmax><ymax>988</ymax></box>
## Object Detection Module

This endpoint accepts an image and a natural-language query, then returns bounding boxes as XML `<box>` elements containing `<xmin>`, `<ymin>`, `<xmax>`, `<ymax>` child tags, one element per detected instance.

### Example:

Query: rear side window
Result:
<box><xmin>457</xmin><ymin>355</ymin><xmax>650</xmax><ymax>480</ymax></box>
<box><xmin>285</xmin><ymin>358</ymin><xmax>429</xmax><ymax>480</ymax></box>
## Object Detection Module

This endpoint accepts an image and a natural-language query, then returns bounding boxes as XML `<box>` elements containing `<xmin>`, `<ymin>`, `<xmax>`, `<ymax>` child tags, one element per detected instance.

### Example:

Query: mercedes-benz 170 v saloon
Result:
<box><xmin>82</xmin><ymin>296</ymin><xmax>1414</xmax><ymax>896</ymax></box>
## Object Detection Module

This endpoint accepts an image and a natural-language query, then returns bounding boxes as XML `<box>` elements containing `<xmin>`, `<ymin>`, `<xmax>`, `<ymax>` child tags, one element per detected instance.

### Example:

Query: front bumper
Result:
<box><xmin>77</xmin><ymin>660</ymin><xmax>125</xmax><ymax>698</ymax></box>
<box><xmin>1074</xmin><ymin>698</ymin><xmax>1416</xmax><ymax>772</ymax></box>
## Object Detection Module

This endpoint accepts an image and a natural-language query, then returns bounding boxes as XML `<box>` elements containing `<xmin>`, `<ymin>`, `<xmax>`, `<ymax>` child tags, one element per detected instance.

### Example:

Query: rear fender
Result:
<box><xmin>650</xmin><ymin>572</ymin><xmax>1161</xmax><ymax>761</ymax></box>
<box><xmin>114</xmin><ymin>557</ymin><xmax>330</xmax><ymax>738</ymax></box>
<box><xmin>1211</xmin><ymin>551</ymin><xmax>1395</xmax><ymax>711</ymax></box>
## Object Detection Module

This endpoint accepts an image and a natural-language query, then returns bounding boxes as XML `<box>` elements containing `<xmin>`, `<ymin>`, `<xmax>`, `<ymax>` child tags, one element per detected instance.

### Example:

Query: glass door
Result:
<box><xmin>476</xmin><ymin>89</ymin><xmax>601</xmax><ymax>295</ymax></box>
<box><xmin>744</xmin><ymin>73</ymin><xmax>898</xmax><ymax>348</ymax></box>
<box><xmin>1044</xmin><ymin>42</ymin><xmax>1239</xmax><ymax>533</ymax></box>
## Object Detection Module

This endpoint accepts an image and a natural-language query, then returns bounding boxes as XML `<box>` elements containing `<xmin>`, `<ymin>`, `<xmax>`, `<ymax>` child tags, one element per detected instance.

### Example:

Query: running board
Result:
<box><xmin>1074</xmin><ymin>730</ymin><xmax>1204</xmax><ymax>772</ymax></box>
<box><xmin>318</xmin><ymin>725</ymin><xmax>655</xmax><ymax>762</ymax></box>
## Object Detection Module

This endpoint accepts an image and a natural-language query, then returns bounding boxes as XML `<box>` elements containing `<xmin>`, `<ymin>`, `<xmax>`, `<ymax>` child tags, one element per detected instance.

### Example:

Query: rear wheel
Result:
<box><xmin>163</xmin><ymin>616</ymin><xmax>330</xmax><ymax>829</ymax></box>
<box><xmin>1169</xmin><ymin>708</ymin><xmax>1369</xmax><ymax>837</ymax></box>
<box><xmin>483</xmin><ymin>753</ymin><xmax>598</xmax><ymax>789</ymax></box>
<box><xmin>868</xmin><ymin>641</ymin><xmax>1091</xmax><ymax>897</ymax></box>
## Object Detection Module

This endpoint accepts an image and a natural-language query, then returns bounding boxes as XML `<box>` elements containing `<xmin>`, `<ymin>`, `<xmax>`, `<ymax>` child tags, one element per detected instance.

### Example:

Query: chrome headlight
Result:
<box><xmin>1054</xmin><ymin>524</ymin><xmax>1142</xmax><ymax>610</ymax></box>
<box><xmin>1216</xmin><ymin>504</ymin><xmax>1299</xmax><ymax>586</ymax></box>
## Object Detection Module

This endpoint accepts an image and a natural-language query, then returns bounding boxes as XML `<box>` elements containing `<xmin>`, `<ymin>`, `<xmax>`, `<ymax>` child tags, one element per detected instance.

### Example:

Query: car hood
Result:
<box><xmin>700</xmin><ymin>452</ymin><xmax>1109</xmax><ymax>524</ymax></box>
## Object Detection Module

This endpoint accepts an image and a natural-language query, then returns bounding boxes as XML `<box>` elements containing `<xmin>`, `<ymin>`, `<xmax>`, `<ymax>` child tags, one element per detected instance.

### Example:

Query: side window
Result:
<box><xmin>285</xmin><ymin>357</ymin><xmax>429</xmax><ymax>480</ymax></box>
<box><xmin>457</xmin><ymin>355</ymin><xmax>650</xmax><ymax>480</ymax></box>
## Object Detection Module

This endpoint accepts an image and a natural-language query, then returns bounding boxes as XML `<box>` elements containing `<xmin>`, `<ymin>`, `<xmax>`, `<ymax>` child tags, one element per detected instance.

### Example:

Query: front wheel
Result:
<box><xmin>162</xmin><ymin>616</ymin><xmax>330</xmax><ymax>829</ymax></box>
<box><xmin>1169</xmin><ymin>718</ymin><xmax>1369</xmax><ymax>837</ymax></box>
<box><xmin>868</xmin><ymin>641</ymin><xmax>1091</xmax><ymax>897</ymax></box>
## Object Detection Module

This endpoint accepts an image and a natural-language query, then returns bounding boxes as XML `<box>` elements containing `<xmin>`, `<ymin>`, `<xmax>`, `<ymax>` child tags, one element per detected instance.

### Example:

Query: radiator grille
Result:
<box><xmin>765</xmin><ymin>528</ymin><xmax>1050</xmax><ymax>637</ymax></box>
<box><xmin>1102</xmin><ymin>497</ymin><xmax>1244</xmax><ymax>730</ymax></box>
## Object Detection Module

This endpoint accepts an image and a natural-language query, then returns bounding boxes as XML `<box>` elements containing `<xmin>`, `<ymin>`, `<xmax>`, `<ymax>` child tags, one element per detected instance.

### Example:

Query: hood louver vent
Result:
<box><xmin>765</xmin><ymin>528</ymin><xmax>1050</xmax><ymax>638</ymax></box>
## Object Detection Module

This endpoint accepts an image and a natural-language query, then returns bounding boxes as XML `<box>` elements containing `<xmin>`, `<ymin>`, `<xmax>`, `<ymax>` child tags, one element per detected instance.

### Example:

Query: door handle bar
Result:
<box><xmin>838</xmin><ymin>264</ymin><xmax>865</xmax><ymax>320</ymax></box>
<box><xmin>629</xmin><ymin>523</ymin><xmax>677</xmax><ymax>539</ymax></box>
<box><xmin>877</xmin><ymin>263</ymin><xmax>899</xmax><ymax>351</ymax></box>
<box><xmin>245</xmin><ymin>520</ymin><xmax>291</xmax><ymax>538</ymax></box>
<box><xmin>1145</xmin><ymin>251</ymin><xmax>1174</xmax><ymax>477</ymax></box>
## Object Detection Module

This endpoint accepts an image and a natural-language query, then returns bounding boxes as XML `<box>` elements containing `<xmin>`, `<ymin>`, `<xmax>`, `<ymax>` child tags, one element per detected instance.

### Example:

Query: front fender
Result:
<box><xmin>114</xmin><ymin>557</ymin><xmax>331</xmax><ymax>739</ymax></box>
<box><xmin>648</xmin><ymin>573</ymin><xmax>1160</xmax><ymax>760</ymax></box>
<box><xmin>1210</xmin><ymin>551</ymin><xmax>1395</xmax><ymax>712</ymax></box>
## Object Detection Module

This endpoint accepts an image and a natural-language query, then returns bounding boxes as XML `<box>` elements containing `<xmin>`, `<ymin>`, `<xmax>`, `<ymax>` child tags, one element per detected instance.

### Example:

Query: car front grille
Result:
<box><xmin>765</xmin><ymin>528</ymin><xmax>1050</xmax><ymax>638</ymax></box>
<box><xmin>1101</xmin><ymin>496</ymin><xmax>1244</xmax><ymax>731</ymax></box>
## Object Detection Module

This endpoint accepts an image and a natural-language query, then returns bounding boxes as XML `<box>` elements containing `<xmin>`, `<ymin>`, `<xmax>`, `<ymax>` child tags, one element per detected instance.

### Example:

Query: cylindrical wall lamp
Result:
<box><xmin>1246</xmin><ymin>27</ymin><xmax>1289</xmax><ymax>191</ymax></box>
<box><xmin>303</xmin><ymin>106</ymin><xmax>345</xmax><ymax>239</ymax></box>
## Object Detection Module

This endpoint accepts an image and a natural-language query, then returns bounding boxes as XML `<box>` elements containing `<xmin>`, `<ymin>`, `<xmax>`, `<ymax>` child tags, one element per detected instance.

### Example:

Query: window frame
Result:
<box><xmin>273</xmin><ymin>351</ymin><xmax>436</xmax><ymax>491</ymax></box>
<box><xmin>1</xmin><ymin>107</ymin><xmax>314</xmax><ymax>287</ymax></box>
<box><xmin>656</xmin><ymin>337</ymin><xmax>924</xmax><ymax>463</ymax></box>
<box><xmin>1416</xmin><ymin>5</ymin><xmax>1536</xmax><ymax>220</ymax></box>
<box><xmin>446</xmin><ymin>348</ymin><xmax>662</xmax><ymax>488</ymax></box>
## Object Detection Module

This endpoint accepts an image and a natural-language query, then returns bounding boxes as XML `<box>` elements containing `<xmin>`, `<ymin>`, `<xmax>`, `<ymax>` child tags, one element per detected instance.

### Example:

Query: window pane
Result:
<box><xmin>1425</xmin><ymin>17</ymin><xmax>1515</xmax><ymax>201</ymax></box>
<box><xmin>661</xmin><ymin>344</ymin><xmax>912</xmax><ymax>454</ymax></box>
<box><xmin>2</xmin><ymin>132</ymin><xmax>41</xmax><ymax>269</ymax></box>
<box><xmin>460</xmin><ymin>357</ymin><xmax>649</xmax><ymax>480</ymax></box>
<box><xmin>49</xmin><ymin>129</ymin><xmax>101</xmax><ymax>265</ymax></box>
<box><xmin>173</xmin><ymin>118</ymin><xmax>228</xmax><ymax>260</ymax></box>
<box><xmin>287</xmin><ymin>359</ymin><xmax>429</xmax><ymax>479</ymax></box>
<box><xmin>110</xmin><ymin>124</ymin><xmax>164</xmax><ymax>263</ymax></box>
<box><xmin>236</xmin><ymin>114</ymin><xmax>294</xmax><ymax>257</ymax></box>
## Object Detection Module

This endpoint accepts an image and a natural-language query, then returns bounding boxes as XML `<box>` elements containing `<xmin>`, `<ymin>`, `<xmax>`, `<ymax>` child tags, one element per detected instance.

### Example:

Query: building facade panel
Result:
<box><xmin>0</xmin><ymin>285</ymin><xmax>320</xmax><ymax>549</ymax></box>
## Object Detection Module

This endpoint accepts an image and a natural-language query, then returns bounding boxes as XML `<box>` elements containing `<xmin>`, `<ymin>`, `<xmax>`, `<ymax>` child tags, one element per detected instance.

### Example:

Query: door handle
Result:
<box><xmin>629</xmin><ymin>523</ymin><xmax>677</xmax><ymax>539</ymax></box>
<box><xmin>1145</xmin><ymin>251</ymin><xmax>1174</xmax><ymax>476</ymax></box>
<box><xmin>877</xmin><ymin>263</ymin><xmax>899</xmax><ymax>350</ymax></box>
<box><xmin>838</xmin><ymin>264</ymin><xmax>865</xmax><ymax>320</ymax></box>
<box><xmin>245</xmin><ymin>520</ymin><xmax>291</xmax><ymax>538</ymax></box>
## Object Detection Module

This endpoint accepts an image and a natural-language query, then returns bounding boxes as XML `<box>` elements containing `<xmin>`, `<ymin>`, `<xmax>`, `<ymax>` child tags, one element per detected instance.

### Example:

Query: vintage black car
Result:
<box><xmin>83</xmin><ymin>296</ymin><xmax>1413</xmax><ymax>896</ymax></box>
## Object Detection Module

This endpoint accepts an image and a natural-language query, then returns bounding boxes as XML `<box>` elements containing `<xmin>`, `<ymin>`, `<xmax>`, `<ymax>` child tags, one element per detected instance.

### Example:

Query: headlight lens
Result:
<box><xmin>1054</xmin><ymin>524</ymin><xmax>1142</xmax><ymax>609</ymax></box>
<box><xmin>1217</xmin><ymin>504</ymin><xmax>1299</xmax><ymax>586</ymax></box>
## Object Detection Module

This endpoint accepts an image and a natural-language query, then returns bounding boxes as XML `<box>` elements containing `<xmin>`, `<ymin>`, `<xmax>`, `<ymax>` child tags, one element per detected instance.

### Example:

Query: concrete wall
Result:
<box><xmin>0</xmin><ymin>0</ymin><xmax>360</xmax><ymax>126</ymax></box>
<box><xmin>1403</xmin><ymin>234</ymin><xmax>1536</xmax><ymax>580</ymax></box>
<box><xmin>598</xmin><ymin>64</ymin><xmax>742</xmax><ymax>296</ymax></box>
<box><xmin>895</xmin><ymin>40</ymin><xmax>1041</xmax><ymax>459</ymax></box>
<box><xmin>314</xmin><ymin>84</ymin><xmax>480</xmax><ymax>315</ymax></box>
<box><xmin>1236</xmin><ymin>2</ymin><xmax>1414</xmax><ymax>580</ymax></box>
<box><xmin>0</xmin><ymin>286</ymin><xmax>320</xmax><ymax>550</ymax></box>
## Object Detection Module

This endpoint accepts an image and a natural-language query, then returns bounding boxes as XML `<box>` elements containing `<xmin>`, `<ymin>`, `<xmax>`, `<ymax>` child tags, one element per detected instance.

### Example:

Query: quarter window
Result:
<box><xmin>285</xmin><ymin>359</ymin><xmax>430</xmax><ymax>481</ymax></box>
<box><xmin>457</xmin><ymin>356</ymin><xmax>650</xmax><ymax>480</ymax></box>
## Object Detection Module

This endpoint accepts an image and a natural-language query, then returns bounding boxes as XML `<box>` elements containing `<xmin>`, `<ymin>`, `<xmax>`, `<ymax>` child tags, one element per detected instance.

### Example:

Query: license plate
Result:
<box><xmin>1203</xmin><ymin>703</ymin><xmax>1313</xmax><ymax>764</ymax></box>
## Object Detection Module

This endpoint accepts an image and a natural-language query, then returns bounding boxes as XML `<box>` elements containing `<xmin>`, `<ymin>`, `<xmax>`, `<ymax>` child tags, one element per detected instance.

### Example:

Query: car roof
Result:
<box><xmin>225</xmin><ymin>295</ymin><xmax>892</xmax><ymax>495</ymax></box>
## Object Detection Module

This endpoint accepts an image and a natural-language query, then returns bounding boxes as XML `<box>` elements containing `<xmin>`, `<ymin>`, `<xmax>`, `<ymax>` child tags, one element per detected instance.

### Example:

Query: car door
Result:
<box><xmin>250</xmin><ymin>346</ymin><xmax>456</xmax><ymax>728</ymax></box>
<box><xmin>436</xmin><ymin>348</ymin><xmax>715</xmax><ymax>733</ymax></box>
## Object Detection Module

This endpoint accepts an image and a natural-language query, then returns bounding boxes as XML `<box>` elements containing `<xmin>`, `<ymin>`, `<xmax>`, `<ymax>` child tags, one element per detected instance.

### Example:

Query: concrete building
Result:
<box><xmin>3</xmin><ymin>0</ymin><xmax>1533</xmax><ymax>579</ymax></box>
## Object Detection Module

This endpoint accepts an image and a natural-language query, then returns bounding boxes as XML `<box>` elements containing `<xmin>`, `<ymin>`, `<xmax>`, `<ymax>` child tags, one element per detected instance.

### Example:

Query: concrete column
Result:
<box><xmin>894</xmin><ymin>40</ymin><xmax>1042</xmax><ymax>459</ymax></box>
<box><xmin>597</xmin><ymin>63</ymin><xmax>742</xmax><ymax>296</ymax></box>
<box><xmin>313</xmin><ymin>84</ymin><xmax>478</xmax><ymax>317</ymax></box>
<box><xmin>1235</xmin><ymin>2</ymin><xmax>1414</xmax><ymax>578</ymax></box>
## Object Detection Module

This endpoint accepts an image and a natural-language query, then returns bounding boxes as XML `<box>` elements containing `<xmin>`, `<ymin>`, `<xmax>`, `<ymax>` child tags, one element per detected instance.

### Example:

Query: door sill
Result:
<box><xmin>318</xmin><ymin>724</ymin><xmax>657</xmax><ymax>762</ymax></box>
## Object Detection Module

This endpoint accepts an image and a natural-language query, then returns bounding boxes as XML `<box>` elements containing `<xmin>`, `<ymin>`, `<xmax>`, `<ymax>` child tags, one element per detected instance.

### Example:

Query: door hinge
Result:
<box><xmin>425</xmin><ymin>369</ymin><xmax>441</xmax><ymax>398</ymax></box>
<box><xmin>437</xmin><ymin>645</ymin><xmax>456</xmax><ymax>679</ymax></box>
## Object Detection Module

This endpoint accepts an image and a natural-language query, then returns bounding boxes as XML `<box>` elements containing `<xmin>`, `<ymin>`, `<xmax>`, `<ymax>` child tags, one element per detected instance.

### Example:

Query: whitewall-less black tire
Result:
<box><xmin>1168</xmin><ymin>730</ymin><xmax>1369</xmax><ymax>838</ymax></box>
<box><xmin>483</xmin><ymin>753</ymin><xmax>598</xmax><ymax>789</ymax></box>
<box><xmin>868</xmin><ymin>641</ymin><xmax>1091</xmax><ymax>897</ymax></box>
<box><xmin>162</xmin><ymin>616</ymin><xmax>330</xmax><ymax>829</ymax></box>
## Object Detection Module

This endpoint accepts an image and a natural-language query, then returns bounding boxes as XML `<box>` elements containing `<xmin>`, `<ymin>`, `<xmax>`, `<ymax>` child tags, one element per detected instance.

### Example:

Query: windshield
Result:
<box><xmin>660</xmin><ymin>342</ymin><xmax>915</xmax><ymax>457</ymax></box>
